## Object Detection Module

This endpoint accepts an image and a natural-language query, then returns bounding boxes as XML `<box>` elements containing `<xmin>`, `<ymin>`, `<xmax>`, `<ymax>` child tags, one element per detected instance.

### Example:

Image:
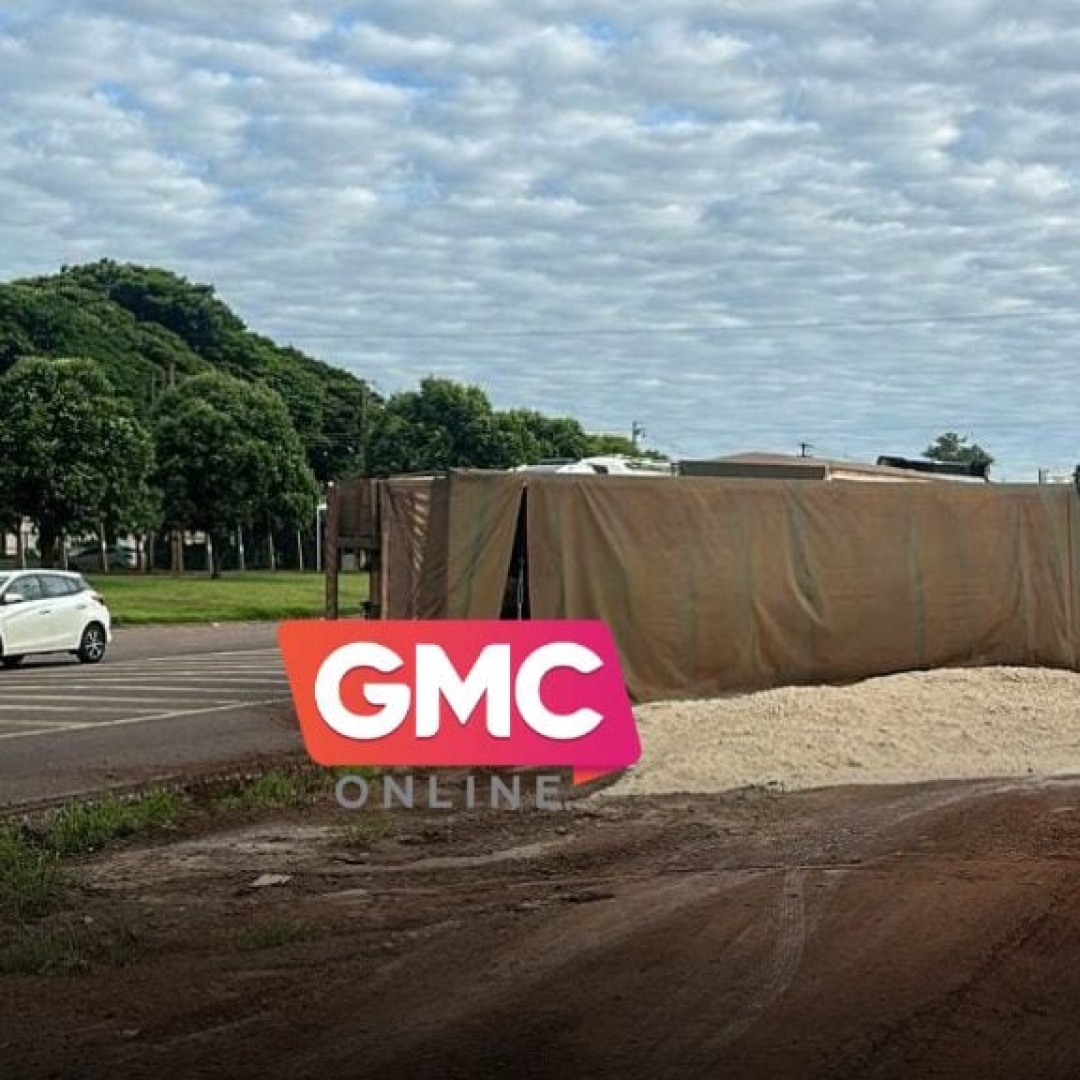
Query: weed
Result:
<box><xmin>337</xmin><ymin>816</ymin><xmax>391</xmax><ymax>846</ymax></box>
<box><xmin>231</xmin><ymin>919</ymin><xmax>311</xmax><ymax>952</ymax></box>
<box><xmin>214</xmin><ymin>763</ymin><xmax>369</xmax><ymax>811</ymax></box>
<box><xmin>215</xmin><ymin>768</ymin><xmax>316</xmax><ymax>811</ymax></box>
<box><xmin>0</xmin><ymin>916</ymin><xmax>144</xmax><ymax>976</ymax></box>
<box><xmin>0</xmin><ymin>921</ymin><xmax>89</xmax><ymax>975</ymax></box>
<box><xmin>45</xmin><ymin>790</ymin><xmax>186</xmax><ymax>856</ymax></box>
<box><xmin>0</xmin><ymin>826</ymin><xmax>63</xmax><ymax>923</ymax></box>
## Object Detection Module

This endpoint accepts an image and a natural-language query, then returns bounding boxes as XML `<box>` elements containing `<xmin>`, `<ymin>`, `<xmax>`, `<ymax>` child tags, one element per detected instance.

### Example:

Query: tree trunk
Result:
<box><xmin>170</xmin><ymin>530</ymin><xmax>185</xmax><ymax>574</ymax></box>
<box><xmin>208</xmin><ymin>534</ymin><xmax>220</xmax><ymax>579</ymax></box>
<box><xmin>236</xmin><ymin>526</ymin><xmax>246</xmax><ymax>573</ymax></box>
<box><xmin>267</xmin><ymin>528</ymin><xmax>277</xmax><ymax>572</ymax></box>
<box><xmin>16</xmin><ymin>521</ymin><xmax>26</xmax><ymax>570</ymax></box>
<box><xmin>38</xmin><ymin>522</ymin><xmax>58</xmax><ymax>568</ymax></box>
<box><xmin>296</xmin><ymin>529</ymin><xmax>304</xmax><ymax>573</ymax></box>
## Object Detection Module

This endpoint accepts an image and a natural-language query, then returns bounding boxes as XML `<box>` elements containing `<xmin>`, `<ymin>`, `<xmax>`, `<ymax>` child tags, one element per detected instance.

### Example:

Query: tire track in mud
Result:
<box><xmin>742</xmin><ymin>777</ymin><xmax>1035</xmax><ymax>871</ymax></box>
<box><xmin>671</xmin><ymin>777</ymin><xmax>1041</xmax><ymax>1067</ymax></box>
<box><xmin>706</xmin><ymin>867</ymin><xmax>807</xmax><ymax>1053</ymax></box>
<box><xmin>819</xmin><ymin>880</ymin><xmax>1080</xmax><ymax>1080</ymax></box>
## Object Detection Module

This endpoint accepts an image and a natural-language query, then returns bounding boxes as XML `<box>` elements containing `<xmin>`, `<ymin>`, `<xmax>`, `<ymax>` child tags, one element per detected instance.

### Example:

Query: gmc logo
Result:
<box><xmin>278</xmin><ymin>621</ymin><xmax>640</xmax><ymax>783</ymax></box>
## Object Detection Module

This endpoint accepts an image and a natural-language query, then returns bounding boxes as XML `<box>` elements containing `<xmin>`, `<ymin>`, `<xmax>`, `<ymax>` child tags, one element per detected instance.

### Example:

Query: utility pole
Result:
<box><xmin>799</xmin><ymin>441</ymin><xmax>815</xmax><ymax>458</ymax></box>
<box><xmin>631</xmin><ymin>421</ymin><xmax>645</xmax><ymax>451</ymax></box>
<box><xmin>359</xmin><ymin>382</ymin><xmax>368</xmax><ymax>474</ymax></box>
<box><xmin>324</xmin><ymin>482</ymin><xmax>340</xmax><ymax>619</ymax></box>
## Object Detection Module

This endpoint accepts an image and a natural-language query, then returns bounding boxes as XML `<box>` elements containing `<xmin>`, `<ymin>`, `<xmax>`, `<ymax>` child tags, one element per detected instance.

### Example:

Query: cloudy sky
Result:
<box><xmin>2</xmin><ymin>1</ymin><xmax>1080</xmax><ymax>477</ymax></box>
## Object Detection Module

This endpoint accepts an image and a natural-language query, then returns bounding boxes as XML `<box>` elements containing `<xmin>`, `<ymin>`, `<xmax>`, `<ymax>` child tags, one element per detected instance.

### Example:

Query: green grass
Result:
<box><xmin>0</xmin><ymin>921</ymin><xmax>90</xmax><ymax>975</ymax></box>
<box><xmin>0</xmin><ymin>826</ymin><xmax>63</xmax><ymax>923</ymax></box>
<box><xmin>85</xmin><ymin>571</ymin><xmax>369</xmax><ymax>625</ymax></box>
<box><xmin>0</xmin><ymin>917</ymin><xmax>143</xmax><ymax>975</ymax></box>
<box><xmin>211</xmin><ymin>764</ymin><xmax>371</xmax><ymax>811</ymax></box>
<box><xmin>45</xmin><ymin>790</ymin><xmax>186</xmax><ymax>856</ymax></box>
<box><xmin>214</xmin><ymin>768</ymin><xmax>320</xmax><ymax>812</ymax></box>
<box><xmin>231</xmin><ymin>919</ymin><xmax>312</xmax><ymax>953</ymax></box>
<box><xmin>0</xmin><ymin>764</ymin><xmax>361</xmax><ymax>975</ymax></box>
<box><xmin>337</xmin><ymin>816</ymin><xmax>391</xmax><ymax>846</ymax></box>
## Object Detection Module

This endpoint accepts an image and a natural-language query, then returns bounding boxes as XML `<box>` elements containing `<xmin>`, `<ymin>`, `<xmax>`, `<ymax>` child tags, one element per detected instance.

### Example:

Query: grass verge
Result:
<box><xmin>46</xmin><ymin>790</ymin><xmax>187</xmax><ymax>856</ymax></box>
<box><xmin>0</xmin><ymin>918</ymin><xmax>142</xmax><ymax>976</ymax></box>
<box><xmin>0</xmin><ymin>826</ymin><xmax>63</xmax><ymax>923</ymax></box>
<box><xmin>0</xmin><ymin>761</ymin><xmax>368</xmax><ymax>975</ymax></box>
<box><xmin>84</xmin><ymin>571</ymin><xmax>369</xmax><ymax>625</ymax></box>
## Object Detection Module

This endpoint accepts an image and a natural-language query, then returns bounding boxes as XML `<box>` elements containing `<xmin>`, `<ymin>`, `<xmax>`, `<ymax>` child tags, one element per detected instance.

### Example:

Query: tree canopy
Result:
<box><xmin>924</xmin><ymin>432</ymin><xmax>994</xmax><ymax>467</ymax></box>
<box><xmin>1</xmin><ymin>261</ymin><xmax>651</xmax><ymax>484</ymax></box>
<box><xmin>0</xmin><ymin>261</ymin><xmax>668</xmax><ymax>572</ymax></box>
<box><xmin>1</xmin><ymin>260</ymin><xmax>377</xmax><ymax>483</ymax></box>
<box><xmin>365</xmin><ymin>377</ymin><xmax>634</xmax><ymax>475</ymax></box>
<box><xmin>0</xmin><ymin>357</ymin><xmax>155</xmax><ymax>565</ymax></box>
<box><xmin>152</xmin><ymin>371</ymin><xmax>318</xmax><ymax>575</ymax></box>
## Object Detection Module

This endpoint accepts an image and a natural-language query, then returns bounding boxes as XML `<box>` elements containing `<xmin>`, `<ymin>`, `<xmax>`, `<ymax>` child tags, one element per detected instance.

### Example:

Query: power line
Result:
<box><xmin>275</xmin><ymin>307</ymin><xmax>1080</xmax><ymax>343</ymax></box>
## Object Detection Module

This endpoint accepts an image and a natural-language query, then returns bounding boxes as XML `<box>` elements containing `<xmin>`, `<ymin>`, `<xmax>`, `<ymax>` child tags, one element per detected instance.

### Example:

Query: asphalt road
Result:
<box><xmin>0</xmin><ymin>622</ymin><xmax>305</xmax><ymax>808</ymax></box>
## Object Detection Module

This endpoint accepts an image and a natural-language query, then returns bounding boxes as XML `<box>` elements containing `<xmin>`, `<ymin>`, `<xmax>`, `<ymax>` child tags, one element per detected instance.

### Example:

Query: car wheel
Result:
<box><xmin>77</xmin><ymin>623</ymin><xmax>108</xmax><ymax>664</ymax></box>
<box><xmin>1</xmin><ymin>655</ymin><xmax>23</xmax><ymax>669</ymax></box>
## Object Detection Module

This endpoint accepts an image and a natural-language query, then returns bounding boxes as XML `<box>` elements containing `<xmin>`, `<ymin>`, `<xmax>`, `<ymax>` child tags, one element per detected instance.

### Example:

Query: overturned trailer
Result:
<box><xmin>326</xmin><ymin>471</ymin><xmax>1080</xmax><ymax>703</ymax></box>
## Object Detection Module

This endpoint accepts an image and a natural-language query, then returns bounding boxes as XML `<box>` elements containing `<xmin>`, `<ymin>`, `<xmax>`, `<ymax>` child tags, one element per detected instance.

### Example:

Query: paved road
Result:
<box><xmin>0</xmin><ymin>622</ymin><xmax>305</xmax><ymax>808</ymax></box>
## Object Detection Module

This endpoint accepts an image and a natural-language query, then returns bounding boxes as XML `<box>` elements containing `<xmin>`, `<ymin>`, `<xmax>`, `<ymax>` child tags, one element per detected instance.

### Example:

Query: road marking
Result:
<box><xmin>0</xmin><ymin>716</ymin><xmax>107</xmax><ymax>726</ymax></box>
<box><xmin>107</xmin><ymin>649</ymin><xmax>281</xmax><ymax>664</ymax></box>
<box><xmin>0</xmin><ymin>697</ymin><xmax>290</xmax><ymax>741</ymax></box>
<box><xmin>5</xmin><ymin>678</ymin><xmax>288</xmax><ymax>690</ymax></box>
<box><xmin>4</xmin><ymin>681</ymin><xmax>283</xmax><ymax>690</ymax></box>
<box><xmin>0</xmin><ymin>695</ymin><xmax>237</xmax><ymax>706</ymax></box>
<box><xmin>9</xmin><ymin>666</ymin><xmax>285</xmax><ymax>676</ymax></box>
<box><xmin>0</xmin><ymin>703</ymin><xmax>148</xmax><ymax>713</ymax></box>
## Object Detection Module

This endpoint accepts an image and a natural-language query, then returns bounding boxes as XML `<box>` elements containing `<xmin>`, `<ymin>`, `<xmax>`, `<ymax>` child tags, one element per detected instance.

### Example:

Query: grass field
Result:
<box><xmin>84</xmin><ymin>572</ymin><xmax>369</xmax><ymax>625</ymax></box>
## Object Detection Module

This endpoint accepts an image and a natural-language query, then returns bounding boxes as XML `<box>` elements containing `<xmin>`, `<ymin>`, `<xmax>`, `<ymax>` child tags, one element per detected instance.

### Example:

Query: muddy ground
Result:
<box><xmin>4</xmin><ymin>771</ymin><xmax>1080</xmax><ymax>1079</ymax></box>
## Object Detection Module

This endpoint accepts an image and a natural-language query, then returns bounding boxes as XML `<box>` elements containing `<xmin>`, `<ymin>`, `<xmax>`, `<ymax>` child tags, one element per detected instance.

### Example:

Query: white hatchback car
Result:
<box><xmin>0</xmin><ymin>570</ymin><xmax>112</xmax><ymax>668</ymax></box>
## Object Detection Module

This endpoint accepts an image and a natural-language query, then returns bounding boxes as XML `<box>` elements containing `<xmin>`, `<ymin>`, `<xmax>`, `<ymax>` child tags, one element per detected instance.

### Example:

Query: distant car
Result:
<box><xmin>0</xmin><ymin>570</ymin><xmax>112</xmax><ymax>668</ymax></box>
<box><xmin>67</xmin><ymin>543</ymin><xmax>140</xmax><ymax>572</ymax></box>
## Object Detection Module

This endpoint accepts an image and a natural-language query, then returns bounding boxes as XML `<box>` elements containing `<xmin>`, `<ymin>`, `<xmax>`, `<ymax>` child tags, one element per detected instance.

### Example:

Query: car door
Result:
<box><xmin>38</xmin><ymin>574</ymin><xmax>84</xmax><ymax>650</ymax></box>
<box><xmin>1</xmin><ymin>574</ymin><xmax>49</xmax><ymax>655</ymax></box>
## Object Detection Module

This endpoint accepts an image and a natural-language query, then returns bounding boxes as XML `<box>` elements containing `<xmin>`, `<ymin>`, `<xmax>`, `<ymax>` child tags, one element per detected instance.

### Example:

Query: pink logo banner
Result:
<box><xmin>278</xmin><ymin>620</ymin><xmax>641</xmax><ymax>785</ymax></box>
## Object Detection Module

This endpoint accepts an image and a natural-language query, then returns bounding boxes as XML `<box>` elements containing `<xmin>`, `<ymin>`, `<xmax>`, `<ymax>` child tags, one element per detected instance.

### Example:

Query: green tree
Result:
<box><xmin>151</xmin><ymin>372</ymin><xmax>318</xmax><ymax>577</ymax></box>
<box><xmin>924</xmin><ymin>432</ymin><xmax>994</xmax><ymax>467</ymax></box>
<box><xmin>4</xmin><ymin>261</ymin><xmax>382</xmax><ymax>481</ymax></box>
<box><xmin>313</xmin><ymin>371</ymin><xmax>379</xmax><ymax>481</ymax></box>
<box><xmin>0</xmin><ymin>358</ymin><xmax>155</xmax><ymax>565</ymax></box>
<box><xmin>365</xmin><ymin>378</ymin><xmax>633</xmax><ymax>474</ymax></box>
<box><xmin>497</xmin><ymin>409</ymin><xmax>593</xmax><ymax>462</ymax></box>
<box><xmin>367</xmin><ymin>378</ymin><xmax>511</xmax><ymax>474</ymax></box>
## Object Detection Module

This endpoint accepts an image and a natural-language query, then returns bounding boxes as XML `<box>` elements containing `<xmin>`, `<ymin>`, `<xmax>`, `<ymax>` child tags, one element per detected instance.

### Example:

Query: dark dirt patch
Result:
<box><xmin>4</xmin><ymin>775</ymin><xmax>1080</xmax><ymax>1079</ymax></box>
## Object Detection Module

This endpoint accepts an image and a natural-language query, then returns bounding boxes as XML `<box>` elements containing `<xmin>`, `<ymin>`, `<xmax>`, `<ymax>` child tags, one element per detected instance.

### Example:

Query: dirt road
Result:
<box><xmin>5</xmin><ymin>773</ymin><xmax>1080</xmax><ymax>1079</ymax></box>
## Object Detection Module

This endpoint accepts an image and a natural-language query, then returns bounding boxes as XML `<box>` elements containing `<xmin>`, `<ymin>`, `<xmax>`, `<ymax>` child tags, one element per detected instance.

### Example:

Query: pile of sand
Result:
<box><xmin>608</xmin><ymin>666</ymin><xmax>1080</xmax><ymax>797</ymax></box>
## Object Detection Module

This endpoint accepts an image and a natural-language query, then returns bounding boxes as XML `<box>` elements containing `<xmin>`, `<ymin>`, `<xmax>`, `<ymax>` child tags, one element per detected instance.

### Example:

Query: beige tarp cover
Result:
<box><xmin>379</xmin><ymin>476</ymin><xmax>445</xmax><ymax>619</ymax></box>
<box><xmin>372</xmin><ymin>472</ymin><xmax>1080</xmax><ymax>702</ymax></box>
<box><xmin>380</xmin><ymin>472</ymin><xmax>522</xmax><ymax>620</ymax></box>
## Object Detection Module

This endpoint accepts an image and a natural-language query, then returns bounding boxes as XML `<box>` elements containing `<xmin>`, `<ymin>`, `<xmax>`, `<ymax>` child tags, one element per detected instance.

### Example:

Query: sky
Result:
<box><xmin>2</xmin><ymin>1</ymin><xmax>1080</xmax><ymax>479</ymax></box>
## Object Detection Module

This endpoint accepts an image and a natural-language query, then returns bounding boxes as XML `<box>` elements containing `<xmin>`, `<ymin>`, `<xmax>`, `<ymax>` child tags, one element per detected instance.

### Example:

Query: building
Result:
<box><xmin>676</xmin><ymin>451</ymin><xmax>986</xmax><ymax>483</ymax></box>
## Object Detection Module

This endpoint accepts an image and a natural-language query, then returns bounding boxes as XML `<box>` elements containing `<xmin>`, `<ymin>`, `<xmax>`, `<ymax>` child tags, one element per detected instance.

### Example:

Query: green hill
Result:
<box><xmin>0</xmin><ymin>259</ymin><xmax>651</xmax><ymax>485</ymax></box>
<box><xmin>0</xmin><ymin>260</ymin><xmax>373</xmax><ymax>482</ymax></box>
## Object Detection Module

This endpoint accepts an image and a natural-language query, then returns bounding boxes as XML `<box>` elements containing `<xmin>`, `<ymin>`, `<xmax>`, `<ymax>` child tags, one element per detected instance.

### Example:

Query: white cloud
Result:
<box><xmin>1</xmin><ymin>0</ymin><xmax>1079</xmax><ymax>476</ymax></box>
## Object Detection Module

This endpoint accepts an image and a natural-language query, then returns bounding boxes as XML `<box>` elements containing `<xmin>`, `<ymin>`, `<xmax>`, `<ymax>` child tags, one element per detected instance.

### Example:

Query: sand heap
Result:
<box><xmin>606</xmin><ymin>666</ymin><xmax>1080</xmax><ymax>797</ymax></box>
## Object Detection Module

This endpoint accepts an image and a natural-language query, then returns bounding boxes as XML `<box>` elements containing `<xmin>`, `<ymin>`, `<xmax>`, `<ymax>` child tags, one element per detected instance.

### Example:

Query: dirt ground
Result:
<box><xmin>5</xmin><ymin>769</ymin><xmax>1080</xmax><ymax>1080</ymax></box>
